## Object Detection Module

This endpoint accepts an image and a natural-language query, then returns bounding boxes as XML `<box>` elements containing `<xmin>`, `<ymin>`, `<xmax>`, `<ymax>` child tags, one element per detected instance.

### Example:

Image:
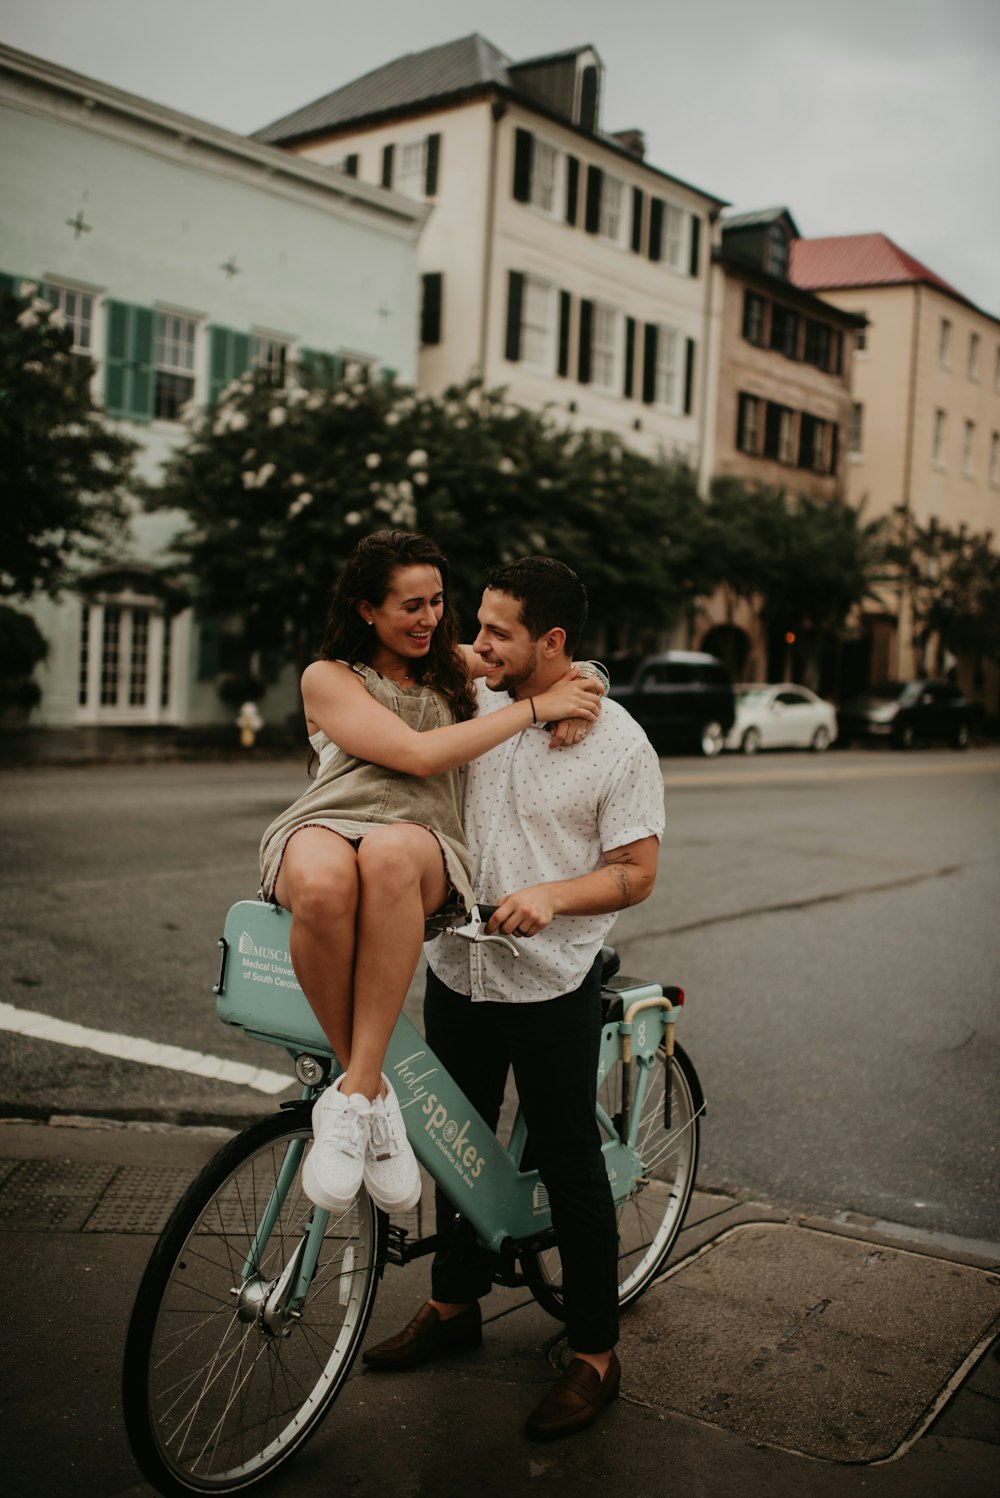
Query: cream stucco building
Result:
<box><xmin>792</xmin><ymin>234</ymin><xmax>1000</xmax><ymax>706</ymax></box>
<box><xmin>255</xmin><ymin>35</ymin><xmax>727</xmax><ymax>478</ymax></box>
<box><xmin>0</xmin><ymin>44</ymin><xmax>425</xmax><ymax>728</ymax></box>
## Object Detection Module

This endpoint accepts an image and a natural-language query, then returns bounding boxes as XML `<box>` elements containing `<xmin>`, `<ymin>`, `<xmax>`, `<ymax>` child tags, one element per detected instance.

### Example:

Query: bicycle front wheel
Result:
<box><xmin>122</xmin><ymin>1104</ymin><xmax>384</xmax><ymax>1496</ymax></box>
<box><xmin>524</xmin><ymin>1041</ymin><xmax>702</xmax><ymax>1317</ymax></box>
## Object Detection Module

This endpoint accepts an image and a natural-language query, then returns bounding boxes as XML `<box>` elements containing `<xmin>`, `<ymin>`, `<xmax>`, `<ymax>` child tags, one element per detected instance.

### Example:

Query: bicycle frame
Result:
<box><xmin>216</xmin><ymin>900</ymin><xmax>678</xmax><ymax>1261</ymax></box>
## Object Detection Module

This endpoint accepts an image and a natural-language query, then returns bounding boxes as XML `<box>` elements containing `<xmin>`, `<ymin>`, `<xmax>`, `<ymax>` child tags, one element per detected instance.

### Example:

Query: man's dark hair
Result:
<box><xmin>484</xmin><ymin>557</ymin><xmax>588</xmax><ymax>656</ymax></box>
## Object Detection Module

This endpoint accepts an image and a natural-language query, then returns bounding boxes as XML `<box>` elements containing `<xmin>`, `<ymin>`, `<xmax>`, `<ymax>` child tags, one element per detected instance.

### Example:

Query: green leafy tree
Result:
<box><xmin>0</xmin><ymin>282</ymin><xmax>136</xmax><ymax>600</ymax></box>
<box><xmin>895</xmin><ymin>518</ymin><xmax>1000</xmax><ymax>670</ymax></box>
<box><xmin>703</xmin><ymin>478</ymin><xmax>888</xmax><ymax>681</ymax></box>
<box><xmin>147</xmin><ymin>371</ymin><xmax>711</xmax><ymax>673</ymax></box>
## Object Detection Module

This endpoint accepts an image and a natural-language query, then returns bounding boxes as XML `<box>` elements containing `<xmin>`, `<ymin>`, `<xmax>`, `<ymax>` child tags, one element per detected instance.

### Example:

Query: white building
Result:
<box><xmin>255</xmin><ymin>35</ymin><xmax>727</xmax><ymax>477</ymax></box>
<box><xmin>0</xmin><ymin>44</ymin><xmax>425</xmax><ymax>728</ymax></box>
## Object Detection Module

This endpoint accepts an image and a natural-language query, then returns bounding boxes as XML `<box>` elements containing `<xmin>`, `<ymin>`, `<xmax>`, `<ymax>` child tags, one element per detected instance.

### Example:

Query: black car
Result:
<box><xmin>837</xmin><ymin>679</ymin><xmax>976</xmax><ymax>749</ymax></box>
<box><xmin>608</xmin><ymin>651</ymin><xmax>736</xmax><ymax>756</ymax></box>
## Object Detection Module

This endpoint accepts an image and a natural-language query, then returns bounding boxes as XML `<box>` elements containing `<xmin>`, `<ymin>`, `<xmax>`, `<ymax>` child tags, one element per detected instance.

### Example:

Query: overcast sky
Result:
<box><xmin>3</xmin><ymin>0</ymin><xmax>998</xmax><ymax>313</ymax></box>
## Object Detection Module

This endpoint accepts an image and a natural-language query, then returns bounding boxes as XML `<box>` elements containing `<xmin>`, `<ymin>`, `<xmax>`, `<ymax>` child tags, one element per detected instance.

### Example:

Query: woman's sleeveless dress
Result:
<box><xmin>258</xmin><ymin>663</ymin><xmax>474</xmax><ymax>915</ymax></box>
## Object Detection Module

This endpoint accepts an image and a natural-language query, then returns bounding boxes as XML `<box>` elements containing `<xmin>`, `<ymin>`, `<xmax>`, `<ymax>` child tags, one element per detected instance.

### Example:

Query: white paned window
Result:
<box><xmin>989</xmin><ymin>431</ymin><xmax>999</xmax><ymax>486</ymax></box>
<box><xmin>932</xmin><ymin>409</ymin><xmax>946</xmax><ymax>466</ymax></box>
<box><xmin>521</xmin><ymin>276</ymin><xmax>555</xmax><ymax>370</ymax></box>
<box><xmin>938</xmin><ymin>318</ymin><xmax>951</xmax><ymax>367</ymax></box>
<box><xmin>154</xmin><ymin>312</ymin><xmax>197</xmax><ymax>420</ymax></box>
<box><xmin>962</xmin><ymin>420</ymin><xmax>975</xmax><ymax>476</ymax></box>
<box><xmin>530</xmin><ymin>139</ymin><xmax>560</xmax><ymax>214</ymax></box>
<box><xmin>968</xmin><ymin>332</ymin><xmax>980</xmax><ymax>379</ymax></box>
<box><xmin>778</xmin><ymin>408</ymin><xmax>795</xmax><ymax>465</ymax></box>
<box><xmin>654</xmin><ymin>325</ymin><xmax>681</xmax><ymax>409</ymax></box>
<box><xmin>395</xmin><ymin>139</ymin><xmax>428</xmax><ymax>198</ymax></box>
<box><xmin>591</xmin><ymin>302</ymin><xmax>619</xmax><ymax>390</ymax></box>
<box><xmin>252</xmin><ymin>334</ymin><xmax>289</xmax><ymax>387</ymax></box>
<box><xmin>42</xmin><ymin>282</ymin><xmax>94</xmax><ymax>354</ymax></box>
<box><xmin>599</xmin><ymin>175</ymin><xmax>625</xmax><ymax>245</ymax></box>
<box><xmin>664</xmin><ymin>204</ymin><xmax>687</xmax><ymax>270</ymax></box>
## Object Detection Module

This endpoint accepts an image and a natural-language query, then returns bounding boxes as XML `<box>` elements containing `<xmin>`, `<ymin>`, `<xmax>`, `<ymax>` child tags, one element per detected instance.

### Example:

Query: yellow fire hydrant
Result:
<box><xmin>236</xmin><ymin>700</ymin><xmax>264</xmax><ymax>748</ymax></box>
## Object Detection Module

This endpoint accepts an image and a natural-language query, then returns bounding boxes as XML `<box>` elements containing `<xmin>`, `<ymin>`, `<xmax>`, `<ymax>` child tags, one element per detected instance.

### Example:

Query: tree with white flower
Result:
<box><xmin>1</xmin><ymin>281</ymin><xmax>136</xmax><ymax>601</ymax></box>
<box><xmin>147</xmin><ymin>368</ymin><xmax>712</xmax><ymax>674</ymax></box>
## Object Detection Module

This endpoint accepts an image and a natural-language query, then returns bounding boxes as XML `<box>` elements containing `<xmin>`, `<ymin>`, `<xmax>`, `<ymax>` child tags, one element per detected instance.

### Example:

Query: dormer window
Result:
<box><xmin>766</xmin><ymin>224</ymin><xmax>789</xmax><ymax>278</ymax></box>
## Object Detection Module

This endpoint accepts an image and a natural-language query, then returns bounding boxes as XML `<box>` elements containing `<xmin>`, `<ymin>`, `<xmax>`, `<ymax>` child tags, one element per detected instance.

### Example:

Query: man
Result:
<box><xmin>364</xmin><ymin>558</ymin><xmax>665</xmax><ymax>1439</ymax></box>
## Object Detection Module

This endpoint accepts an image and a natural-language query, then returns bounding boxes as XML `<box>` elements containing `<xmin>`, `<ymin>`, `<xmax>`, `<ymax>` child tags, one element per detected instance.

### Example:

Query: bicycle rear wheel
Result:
<box><xmin>524</xmin><ymin>1041</ymin><xmax>702</xmax><ymax>1317</ymax></box>
<box><xmin>122</xmin><ymin>1104</ymin><xmax>384</xmax><ymax>1496</ymax></box>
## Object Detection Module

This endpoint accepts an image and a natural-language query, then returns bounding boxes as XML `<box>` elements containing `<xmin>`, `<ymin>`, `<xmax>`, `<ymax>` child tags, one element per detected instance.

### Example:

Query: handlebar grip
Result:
<box><xmin>476</xmin><ymin>904</ymin><xmax>498</xmax><ymax>924</ymax></box>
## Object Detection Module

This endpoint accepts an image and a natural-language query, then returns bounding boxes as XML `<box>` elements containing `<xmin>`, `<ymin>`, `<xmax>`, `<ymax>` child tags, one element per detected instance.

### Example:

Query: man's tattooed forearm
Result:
<box><xmin>607</xmin><ymin>862</ymin><xmax>634</xmax><ymax>909</ymax></box>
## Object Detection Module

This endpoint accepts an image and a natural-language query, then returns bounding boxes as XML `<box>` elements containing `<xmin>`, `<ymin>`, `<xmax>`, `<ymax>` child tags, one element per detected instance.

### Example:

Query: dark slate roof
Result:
<box><xmin>254</xmin><ymin>34</ymin><xmax>512</xmax><ymax>144</ymax></box>
<box><xmin>722</xmin><ymin>206</ymin><xmax>801</xmax><ymax>237</ymax></box>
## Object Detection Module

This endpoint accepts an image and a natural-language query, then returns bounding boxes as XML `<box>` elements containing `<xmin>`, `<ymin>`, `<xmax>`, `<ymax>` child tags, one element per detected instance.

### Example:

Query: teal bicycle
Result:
<box><xmin>122</xmin><ymin>899</ymin><xmax>704</xmax><ymax>1496</ymax></box>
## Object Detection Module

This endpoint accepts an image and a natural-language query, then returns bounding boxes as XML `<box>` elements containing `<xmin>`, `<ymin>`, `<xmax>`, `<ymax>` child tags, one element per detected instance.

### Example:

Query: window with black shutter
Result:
<box><xmin>689</xmin><ymin>215</ymin><xmax>701</xmax><ymax>277</ymax></box>
<box><xmin>579</xmin><ymin>65</ymin><xmax>599</xmax><ymax>132</ymax></box>
<box><xmin>829</xmin><ymin>330</ymin><xmax>842</xmax><ymax>375</ymax></box>
<box><xmin>421</xmin><ymin>273</ymin><xmax>443</xmax><ymax>346</ymax></box>
<box><xmin>505</xmin><ymin>271</ymin><xmax>524</xmax><ymax>361</ymax></box>
<box><xmin>684</xmin><ymin>338</ymin><xmax>695</xmax><ymax>415</ymax></box>
<box><xmin>558</xmin><ymin>291</ymin><xmax>572</xmax><ymax>377</ymax></box>
<box><xmin>425</xmin><ymin>134</ymin><xmax>440</xmax><ymax>196</ymax></box>
<box><xmin>565</xmin><ymin>155</ymin><xmax>580</xmax><ymax>225</ymax></box>
<box><xmin>829</xmin><ymin>423</ymin><xmax>839</xmax><ymax>476</ymax></box>
<box><xmin>624</xmin><ymin>317</ymin><xmax>636</xmax><ymax>398</ymax></box>
<box><xmin>578</xmin><ymin>299</ymin><xmax>593</xmax><ymax>383</ymax></box>
<box><xmin>648</xmin><ymin>198</ymin><xmax>663</xmax><ymax>262</ymax></box>
<box><xmin>513</xmin><ymin>128</ymin><xmax>533</xmax><ymax>202</ymax></box>
<box><xmin>344</xmin><ymin>153</ymin><xmax>359</xmax><ymax>177</ymax></box>
<box><xmin>743</xmin><ymin>291</ymin><xmax>766</xmax><ymax>347</ymax></box>
<box><xmin>770</xmin><ymin>305</ymin><xmax>799</xmax><ymax>359</ymax></box>
<box><xmin>631</xmin><ymin>188</ymin><xmax>644</xmax><ymax>254</ymax></box>
<box><xmin>763</xmin><ymin>402</ymin><xmax>783</xmax><ymax>460</ymax></box>
<box><xmin>798</xmin><ymin>412</ymin><xmax>816</xmax><ymax>469</ymax></box>
<box><xmin>642</xmin><ymin>323</ymin><xmax>658</xmax><ymax>404</ymax></box>
<box><xmin>584</xmin><ymin>165</ymin><xmax>602</xmax><ymax>234</ymax></box>
<box><xmin>381</xmin><ymin>144</ymin><xmax>394</xmax><ymax>189</ymax></box>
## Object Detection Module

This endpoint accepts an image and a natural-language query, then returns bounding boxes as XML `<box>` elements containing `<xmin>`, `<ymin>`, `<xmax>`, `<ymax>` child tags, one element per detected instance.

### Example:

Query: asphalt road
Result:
<box><xmin>2</xmin><ymin>747</ymin><xmax>998</xmax><ymax>1242</ymax></box>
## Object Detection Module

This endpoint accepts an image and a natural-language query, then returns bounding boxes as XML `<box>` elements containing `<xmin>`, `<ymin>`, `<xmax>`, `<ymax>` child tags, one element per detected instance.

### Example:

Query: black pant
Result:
<box><xmin>424</xmin><ymin>956</ymin><xmax>619</xmax><ymax>1353</ymax></box>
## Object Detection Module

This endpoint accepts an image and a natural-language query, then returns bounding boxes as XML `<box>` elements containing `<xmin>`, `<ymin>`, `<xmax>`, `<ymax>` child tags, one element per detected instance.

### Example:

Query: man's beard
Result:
<box><xmin>484</xmin><ymin>646</ymin><xmax>537</xmax><ymax>697</ymax></box>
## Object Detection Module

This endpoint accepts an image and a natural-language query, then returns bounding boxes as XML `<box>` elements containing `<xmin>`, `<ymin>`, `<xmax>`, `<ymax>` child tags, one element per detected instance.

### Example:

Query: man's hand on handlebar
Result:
<box><xmin>485</xmin><ymin>884</ymin><xmax>557</xmax><ymax>940</ymax></box>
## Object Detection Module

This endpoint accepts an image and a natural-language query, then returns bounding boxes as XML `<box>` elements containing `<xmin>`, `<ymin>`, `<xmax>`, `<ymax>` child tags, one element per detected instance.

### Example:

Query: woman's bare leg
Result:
<box><xmin>341</xmin><ymin>824</ymin><xmax>448</xmax><ymax>1100</ymax></box>
<box><xmin>274</xmin><ymin>827</ymin><xmax>360</xmax><ymax>1069</ymax></box>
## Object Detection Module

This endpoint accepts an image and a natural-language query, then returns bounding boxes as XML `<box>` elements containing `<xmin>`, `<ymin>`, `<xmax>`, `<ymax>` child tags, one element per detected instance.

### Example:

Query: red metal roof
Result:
<box><xmin>789</xmin><ymin>233</ymin><xmax>971</xmax><ymax>306</ymax></box>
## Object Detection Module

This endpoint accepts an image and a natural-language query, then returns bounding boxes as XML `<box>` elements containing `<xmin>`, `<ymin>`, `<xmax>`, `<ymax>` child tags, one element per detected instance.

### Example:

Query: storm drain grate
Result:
<box><xmin>83</xmin><ymin>1167</ymin><xmax>204</xmax><ymax>1233</ymax></box>
<box><xmin>0</xmin><ymin>1159</ymin><xmax>118</xmax><ymax>1231</ymax></box>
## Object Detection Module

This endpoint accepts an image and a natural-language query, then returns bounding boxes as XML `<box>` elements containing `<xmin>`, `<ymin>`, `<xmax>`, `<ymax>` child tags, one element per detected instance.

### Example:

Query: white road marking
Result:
<box><xmin>0</xmin><ymin>1001</ymin><xmax>291</xmax><ymax>1095</ymax></box>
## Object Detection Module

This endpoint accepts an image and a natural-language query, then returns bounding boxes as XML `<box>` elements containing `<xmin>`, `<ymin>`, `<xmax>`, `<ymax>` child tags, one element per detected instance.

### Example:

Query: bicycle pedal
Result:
<box><xmin>384</xmin><ymin>1225</ymin><xmax>409</xmax><ymax>1266</ymax></box>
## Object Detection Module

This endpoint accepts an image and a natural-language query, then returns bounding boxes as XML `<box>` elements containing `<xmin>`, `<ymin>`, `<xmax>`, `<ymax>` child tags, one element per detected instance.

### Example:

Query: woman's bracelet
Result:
<box><xmin>575</xmin><ymin>660</ymin><xmax>610</xmax><ymax>695</ymax></box>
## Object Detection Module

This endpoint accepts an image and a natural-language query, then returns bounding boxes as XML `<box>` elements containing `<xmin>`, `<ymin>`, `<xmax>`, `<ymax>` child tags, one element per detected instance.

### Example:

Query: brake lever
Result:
<box><xmin>445</xmin><ymin>904</ymin><xmax>520</xmax><ymax>958</ymax></box>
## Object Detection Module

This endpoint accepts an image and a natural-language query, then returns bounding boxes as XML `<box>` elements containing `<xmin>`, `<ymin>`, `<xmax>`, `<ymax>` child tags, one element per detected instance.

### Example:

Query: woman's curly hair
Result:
<box><xmin>318</xmin><ymin>530</ymin><xmax>477</xmax><ymax>724</ymax></box>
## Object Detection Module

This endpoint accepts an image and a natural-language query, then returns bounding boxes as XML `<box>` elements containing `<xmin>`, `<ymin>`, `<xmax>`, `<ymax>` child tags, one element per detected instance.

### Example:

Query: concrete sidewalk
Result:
<box><xmin>2</xmin><ymin>1115</ymin><xmax>998</xmax><ymax>1497</ymax></box>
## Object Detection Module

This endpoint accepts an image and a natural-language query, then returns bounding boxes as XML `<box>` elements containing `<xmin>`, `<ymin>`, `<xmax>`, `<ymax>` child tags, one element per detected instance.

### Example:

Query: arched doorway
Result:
<box><xmin>698</xmin><ymin>623</ymin><xmax>751</xmax><ymax>680</ymax></box>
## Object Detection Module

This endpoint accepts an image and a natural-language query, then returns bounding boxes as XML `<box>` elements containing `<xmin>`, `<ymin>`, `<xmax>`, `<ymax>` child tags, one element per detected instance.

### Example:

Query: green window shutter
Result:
<box><xmin>631</xmin><ymin>189</ymin><xmax>644</xmax><ymax>254</ymax></box>
<box><xmin>624</xmin><ymin>317</ymin><xmax>636</xmax><ymax>398</ymax></box>
<box><xmin>421</xmin><ymin>273</ymin><xmax>443</xmax><ymax>346</ymax></box>
<box><xmin>104</xmin><ymin>300</ymin><xmax>152</xmax><ymax>420</ymax></box>
<box><xmin>578</xmin><ymin>299</ymin><xmax>593</xmax><ymax>384</ymax></box>
<box><xmin>648</xmin><ymin>199</ymin><xmax>664</xmax><ymax>263</ymax></box>
<box><xmin>208</xmin><ymin>326</ymin><xmax>251</xmax><ymax>403</ymax></box>
<box><xmin>298</xmin><ymin>347</ymin><xmax>345</xmax><ymax>390</ymax></box>
<box><xmin>584</xmin><ymin>166</ymin><xmax>602</xmax><ymax>234</ymax></box>
<box><xmin>642</xmin><ymin>323</ymin><xmax>658</xmax><ymax>404</ymax></box>
<box><xmin>0</xmin><ymin>270</ymin><xmax>19</xmax><ymax>298</ymax></box>
<box><xmin>689</xmin><ymin>215</ymin><xmax>702</xmax><ymax>277</ymax></box>
<box><xmin>684</xmin><ymin>337</ymin><xmax>695</xmax><ymax>415</ymax></box>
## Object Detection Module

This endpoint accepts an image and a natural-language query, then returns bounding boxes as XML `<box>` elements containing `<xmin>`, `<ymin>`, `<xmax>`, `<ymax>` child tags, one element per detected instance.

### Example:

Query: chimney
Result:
<box><xmin>611</xmin><ymin>128</ymin><xmax>646</xmax><ymax>159</ymax></box>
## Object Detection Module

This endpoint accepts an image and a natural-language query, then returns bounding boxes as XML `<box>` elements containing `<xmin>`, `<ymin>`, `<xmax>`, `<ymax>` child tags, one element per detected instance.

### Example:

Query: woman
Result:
<box><xmin>259</xmin><ymin>531</ymin><xmax>599</xmax><ymax>1218</ymax></box>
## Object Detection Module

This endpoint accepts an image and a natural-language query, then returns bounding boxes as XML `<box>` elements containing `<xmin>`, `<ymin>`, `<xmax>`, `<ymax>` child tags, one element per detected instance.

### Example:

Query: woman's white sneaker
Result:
<box><xmin>302</xmin><ymin>1076</ymin><xmax>371</xmax><ymax>1211</ymax></box>
<box><xmin>364</xmin><ymin>1078</ymin><xmax>422</xmax><ymax>1213</ymax></box>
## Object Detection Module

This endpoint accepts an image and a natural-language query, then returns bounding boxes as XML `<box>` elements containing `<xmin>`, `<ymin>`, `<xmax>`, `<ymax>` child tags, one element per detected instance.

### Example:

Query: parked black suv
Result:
<box><xmin>837</xmin><ymin>679</ymin><xmax>977</xmax><ymax>749</ymax></box>
<box><xmin>608</xmin><ymin>651</ymin><xmax>736</xmax><ymax>756</ymax></box>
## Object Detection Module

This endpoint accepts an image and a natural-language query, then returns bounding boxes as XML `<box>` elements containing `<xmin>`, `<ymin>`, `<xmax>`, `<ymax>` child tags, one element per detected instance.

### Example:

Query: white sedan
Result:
<box><xmin>724</xmin><ymin>684</ymin><xmax>838</xmax><ymax>754</ymax></box>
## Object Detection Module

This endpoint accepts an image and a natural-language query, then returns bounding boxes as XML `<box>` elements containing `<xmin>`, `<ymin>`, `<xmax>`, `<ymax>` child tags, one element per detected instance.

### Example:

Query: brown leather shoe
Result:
<box><xmin>362</xmin><ymin>1301</ymin><xmax>482</xmax><ymax>1371</ymax></box>
<box><xmin>524</xmin><ymin>1352</ymin><xmax>621</xmax><ymax>1440</ymax></box>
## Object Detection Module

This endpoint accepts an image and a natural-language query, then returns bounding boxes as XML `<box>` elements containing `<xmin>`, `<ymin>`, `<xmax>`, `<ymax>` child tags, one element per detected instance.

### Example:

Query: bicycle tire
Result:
<box><xmin>122</xmin><ymin>1104</ymin><xmax>384</xmax><ymax>1496</ymax></box>
<box><xmin>523</xmin><ymin>1041</ymin><xmax>702</xmax><ymax>1318</ymax></box>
